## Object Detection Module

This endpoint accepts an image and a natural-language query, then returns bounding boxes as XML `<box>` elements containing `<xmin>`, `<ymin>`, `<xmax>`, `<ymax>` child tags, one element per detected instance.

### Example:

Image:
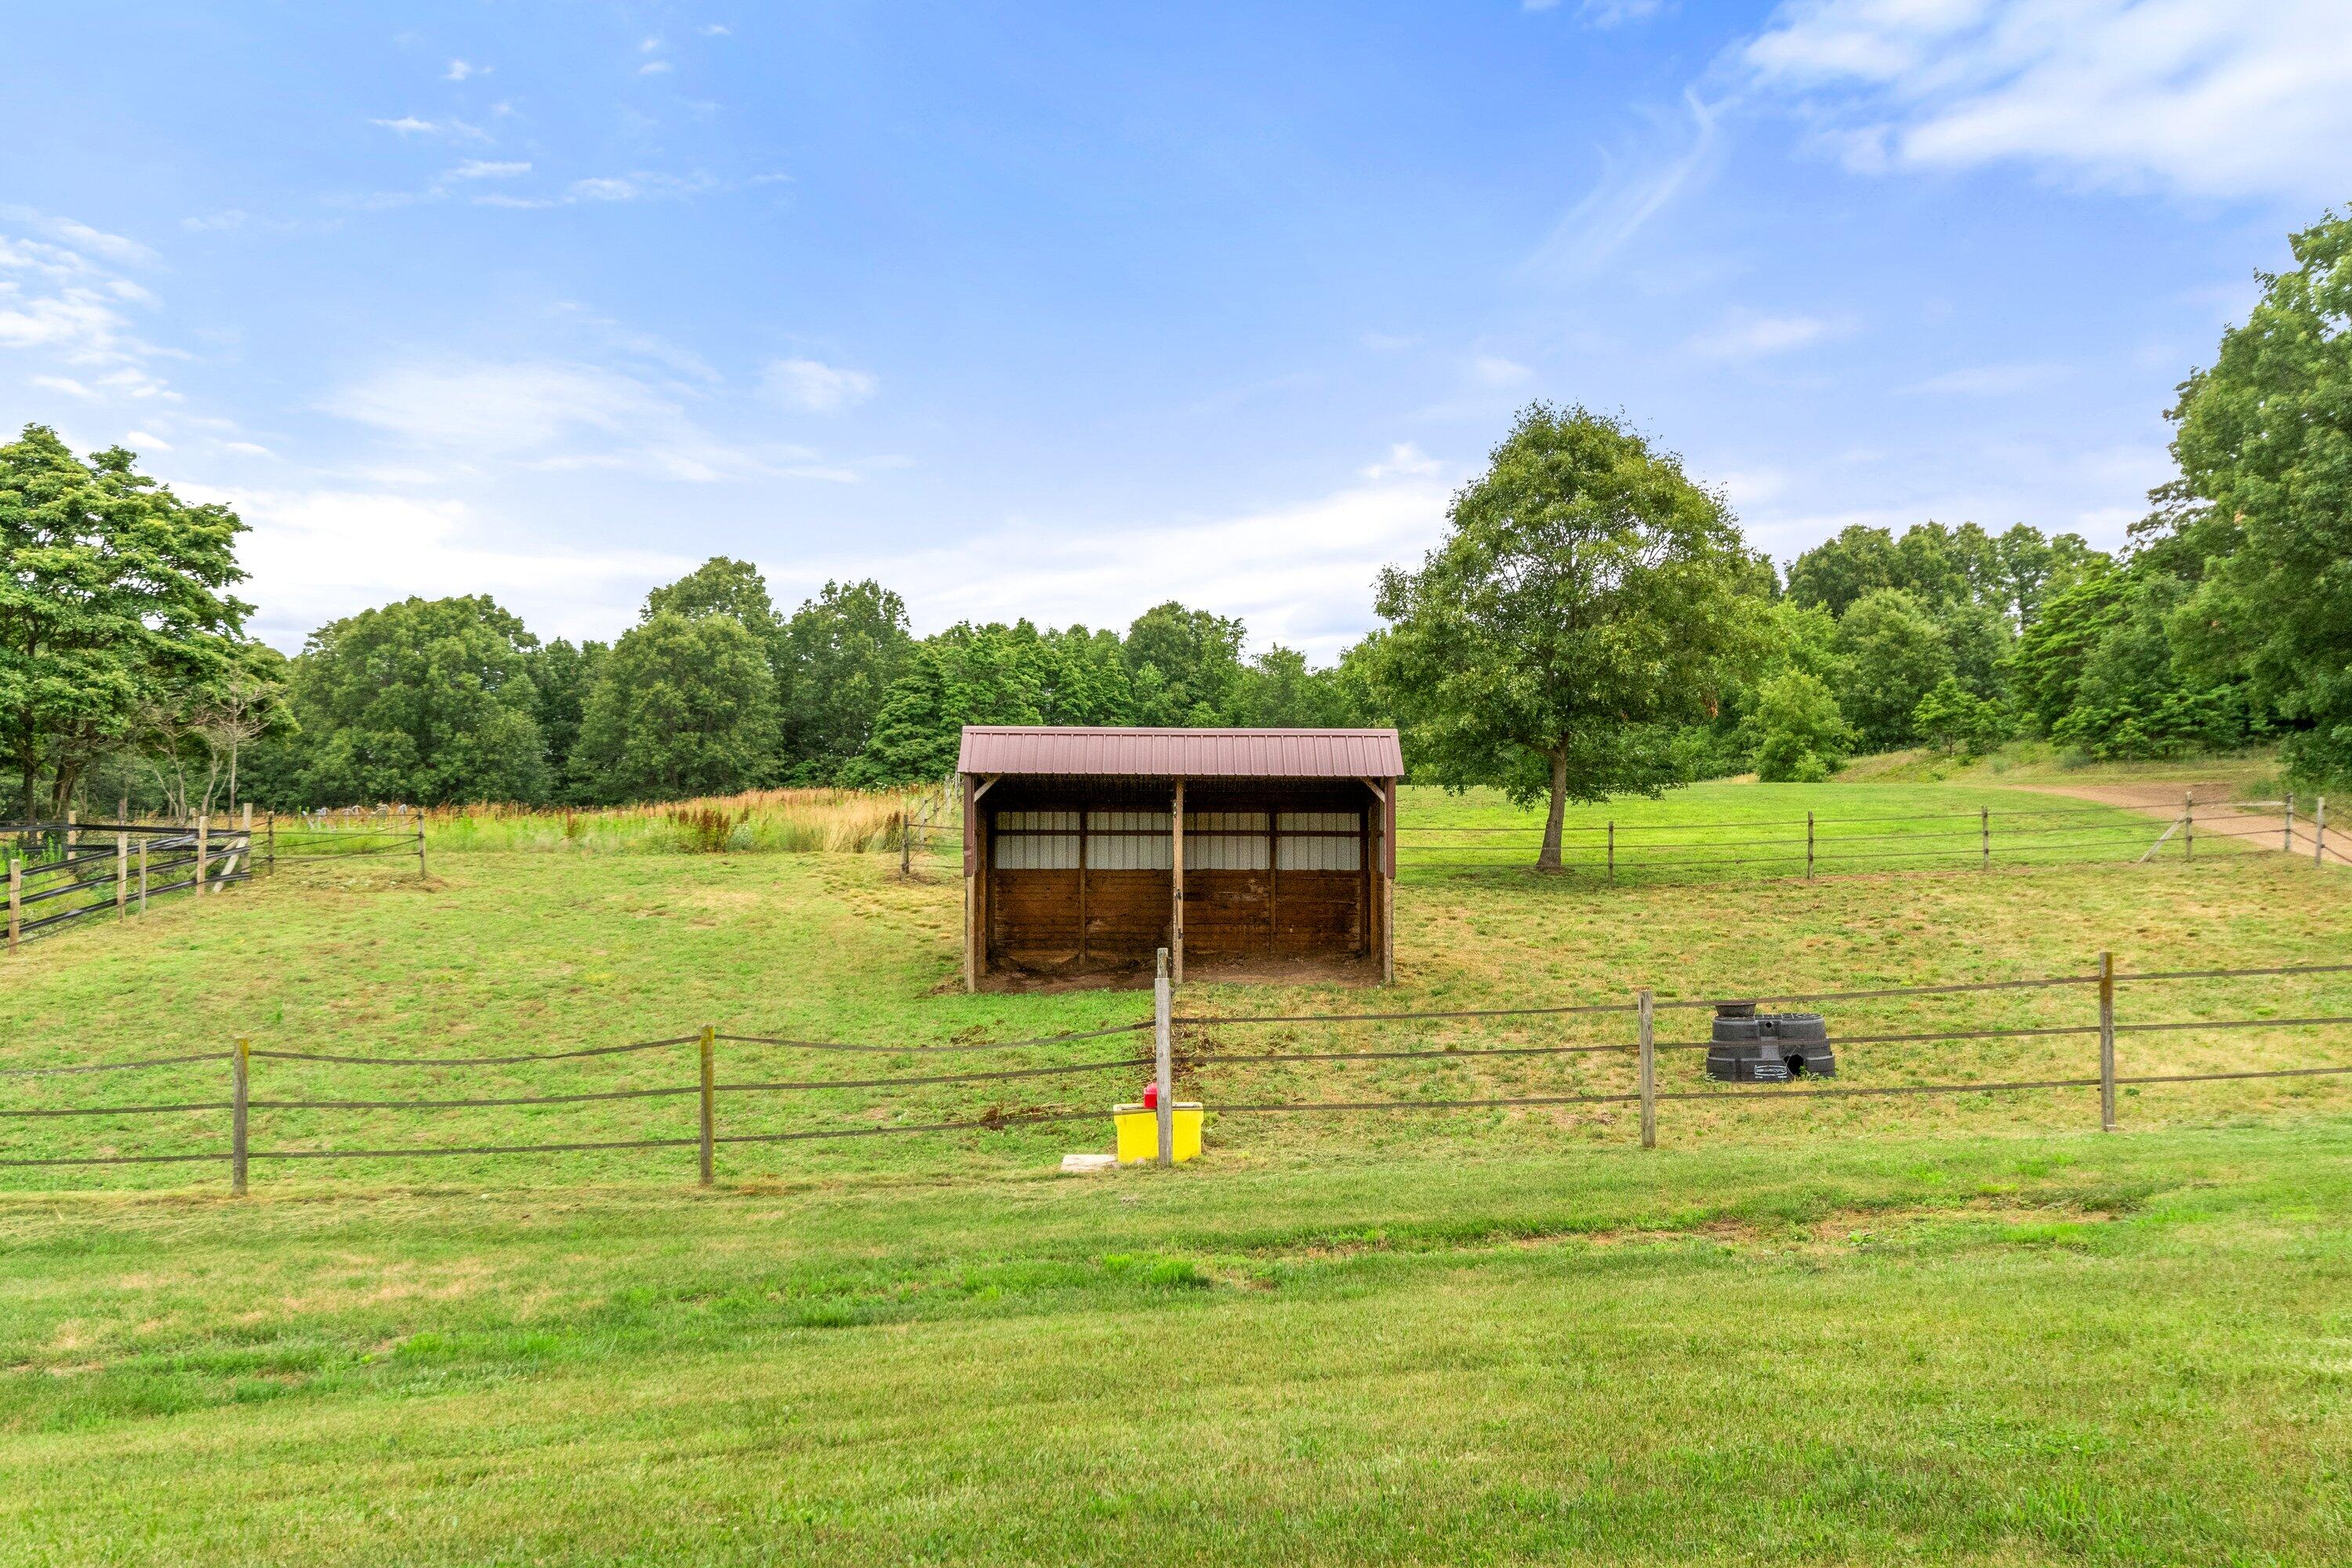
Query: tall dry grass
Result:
<box><xmin>280</xmin><ymin>786</ymin><xmax>960</xmax><ymax>857</ymax></box>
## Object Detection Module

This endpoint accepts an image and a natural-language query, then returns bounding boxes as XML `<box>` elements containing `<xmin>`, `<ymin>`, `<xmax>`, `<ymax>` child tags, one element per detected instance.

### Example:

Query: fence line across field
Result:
<box><xmin>6</xmin><ymin>955</ymin><xmax>2350</xmax><ymax>1187</ymax></box>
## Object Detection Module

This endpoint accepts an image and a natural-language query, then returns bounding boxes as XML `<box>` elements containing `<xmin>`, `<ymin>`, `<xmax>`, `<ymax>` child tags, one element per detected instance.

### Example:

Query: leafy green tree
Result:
<box><xmin>778</xmin><ymin>579</ymin><xmax>914</xmax><ymax>781</ymax></box>
<box><xmin>528</xmin><ymin>637</ymin><xmax>608</xmax><ymax>802</ymax></box>
<box><xmin>645</xmin><ymin>557</ymin><xmax>782</xmax><ymax>635</ymax></box>
<box><xmin>0</xmin><ymin>426</ymin><xmax>252</xmax><ymax>818</ymax></box>
<box><xmin>575</xmin><ymin>611</ymin><xmax>778</xmax><ymax>801</ymax></box>
<box><xmin>1751</xmin><ymin>669</ymin><xmax>1854</xmax><ymax>782</ymax></box>
<box><xmin>289</xmin><ymin>596</ymin><xmax>546</xmax><ymax>806</ymax></box>
<box><xmin>2162</xmin><ymin>205</ymin><xmax>2352</xmax><ymax>786</ymax></box>
<box><xmin>1373</xmin><ymin>404</ymin><xmax>1768</xmax><ymax>867</ymax></box>
<box><xmin>1227</xmin><ymin>646</ymin><xmax>1352</xmax><ymax>727</ymax></box>
<box><xmin>1785</xmin><ymin>524</ymin><xmax>1899</xmax><ymax>617</ymax></box>
<box><xmin>1834</xmin><ymin>589</ymin><xmax>1954</xmax><ymax>750</ymax></box>
<box><xmin>1932</xmin><ymin>597</ymin><xmax>2013</xmax><ymax>701</ymax></box>
<box><xmin>1912</xmin><ymin>677</ymin><xmax>2005</xmax><ymax>758</ymax></box>
<box><xmin>1123</xmin><ymin>602</ymin><xmax>1245</xmax><ymax>725</ymax></box>
<box><xmin>1992</xmin><ymin>524</ymin><xmax>2104</xmax><ymax>626</ymax></box>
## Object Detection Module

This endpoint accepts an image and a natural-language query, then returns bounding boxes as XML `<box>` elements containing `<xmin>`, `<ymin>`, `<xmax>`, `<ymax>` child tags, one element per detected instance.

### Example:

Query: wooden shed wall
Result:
<box><xmin>979</xmin><ymin>779</ymin><xmax>1380</xmax><ymax>976</ymax></box>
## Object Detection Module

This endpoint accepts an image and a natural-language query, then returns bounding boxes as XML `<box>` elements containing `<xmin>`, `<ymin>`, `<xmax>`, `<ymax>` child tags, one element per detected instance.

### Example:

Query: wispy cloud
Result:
<box><xmin>1471</xmin><ymin>354</ymin><xmax>1532</xmax><ymax>386</ymax></box>
<box><xmin>1523</xmin><ymin>89</ymin><xmax>1720</xmax><ymax>281</ymax></box>
<box><xmin>1904</xmin><ymin>361</ymin><xmax>2066</xmax><ymax>396</ymax></box>
<box><xmin>444</xmin><ymin>59</ymin><xmax>484</xmax><ymax>82</ymax></box>
<box><xmin>761</xmin><ymin>357</ymin><xmax>879</xmax><ymax>412</ymax></box>
<box><xmin>1744</xmin><ymin>0</ymin><xmax>2352</xmax><ymax>203</ymax></box>
<box><xmin>639</xmin><ymin>60</ymin><xmax>674</xmax><ymax>76</ymax></box>
<box><xmin>323</xmin><ymin>358</ymin><xmax>862</xmax><ymax>484</ymax></box>
<box><xmin>1360</xmin><ymin>442</ymin><xmax>1443</xmax><ymax>481</ymax></box>
<box><xmin>1686</xmin><ymin>310</ymin><xmax>1845</xmax><ymax>361</ymax></box>
<box><xmin>368</xmin><ymin>115</ymin><xmax>488</xmax><ymax>141</ymax></box>
<box><xmin>449</xmin><ymin>159</ymin><xmax>531</xmax><ymax>180</ymax></box>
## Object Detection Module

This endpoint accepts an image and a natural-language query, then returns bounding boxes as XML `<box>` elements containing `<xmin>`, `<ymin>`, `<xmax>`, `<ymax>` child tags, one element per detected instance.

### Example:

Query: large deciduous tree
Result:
<box><xmin>575</xmin><ymin>611</ymin><xmax>779</xmax><ymax>801</ymax></box>
<box><xmin>1374</xmin><ymin>404</ymin><xmax>1768</xmax><ymax>868</ymax></box>
<box><xmin>290</xmin><ymin>595</ymin><xmax>546</xmax><ymax>806</ymax></box>
<box><xmin>0</xmin><ymin>426</ymin><xmax>252</xmax><ymax>818</ymax></box>
<box><xmin>2163</xmin><ymin>207</ymin><xmax>2352</xmax><ymax>786</ymax></box>
<box><xmin>779</xmin><ymin>579</ymin><xmax>914</xmax><ymax>782</ymax></box>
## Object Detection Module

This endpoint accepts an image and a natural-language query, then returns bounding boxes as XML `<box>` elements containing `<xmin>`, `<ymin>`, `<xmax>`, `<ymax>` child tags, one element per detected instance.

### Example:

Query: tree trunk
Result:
<box><xmin>1537</xmin><ymin>746</ymin><xmax>1568</xmax><ymax>871</ymax></box>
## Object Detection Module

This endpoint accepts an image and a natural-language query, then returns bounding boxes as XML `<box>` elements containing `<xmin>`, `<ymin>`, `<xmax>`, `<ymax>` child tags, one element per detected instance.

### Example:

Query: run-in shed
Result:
<box><xmin>956</xmin><ymin>727</ymin><xmax>1403</xmax><ymax>990</ymax></box>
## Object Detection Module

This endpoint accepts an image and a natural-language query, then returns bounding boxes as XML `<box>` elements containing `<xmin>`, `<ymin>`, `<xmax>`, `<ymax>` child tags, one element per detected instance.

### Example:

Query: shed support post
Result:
<box><xmin>1381</xmin><ymin>778</ymin><xmax>1396</xmax><ymax>985</ymax></box>
<box><xmin>2098</xmin><ymin>951</ymin><xmax>2116</xmax><ymax>1133</ymax></box>
<box><xmin>1171</xmin><ymin>779</ymin><xmax>1185</xmax><ymax>985</ymax></box>
<box><xmin>1154</xmin><ymin>948</ymin><xmax>1174</xmax><ymax>1170</ymax></box>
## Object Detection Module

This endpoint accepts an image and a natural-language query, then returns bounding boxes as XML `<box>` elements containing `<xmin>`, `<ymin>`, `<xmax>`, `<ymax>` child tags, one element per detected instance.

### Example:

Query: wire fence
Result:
<box><xmin>902</xmin><ymin>792</ymin><xmax>2332</xmax><ymax>886</ymax></box>
<box><xmin>7</xmin><ymin>956</ymin><xmax>2349</xmax><ymax>1188</ymax></box>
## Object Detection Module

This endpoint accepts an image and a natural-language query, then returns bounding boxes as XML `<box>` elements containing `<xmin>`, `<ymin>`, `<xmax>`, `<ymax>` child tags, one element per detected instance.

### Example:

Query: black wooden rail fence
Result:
<box><xmin>6</xmin><ymin>958</ymin><xmax>2350</xmax><ymax>1189</ymax></box>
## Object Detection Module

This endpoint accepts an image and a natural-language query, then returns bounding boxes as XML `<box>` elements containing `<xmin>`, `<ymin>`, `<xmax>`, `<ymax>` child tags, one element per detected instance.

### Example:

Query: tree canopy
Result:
<box><xmin>1373</xmin><ymin>403</ymin><xmax>1768</xmax><ymax>866</ymax></box>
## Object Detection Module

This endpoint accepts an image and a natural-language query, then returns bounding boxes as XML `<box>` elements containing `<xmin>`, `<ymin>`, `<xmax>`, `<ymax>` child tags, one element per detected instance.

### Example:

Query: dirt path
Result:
<box><xmin>2013</xmin><ymin>782</ymin><xmax>2350</xmax><ymax>867</ymax></box>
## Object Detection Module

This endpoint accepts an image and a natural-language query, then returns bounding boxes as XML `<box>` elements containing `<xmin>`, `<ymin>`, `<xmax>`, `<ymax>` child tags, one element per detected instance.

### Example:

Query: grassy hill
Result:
<box><xmin>4</xmin><ymin>779</ymin><xmax>2348</xmax><ymax>1563</ymax></box>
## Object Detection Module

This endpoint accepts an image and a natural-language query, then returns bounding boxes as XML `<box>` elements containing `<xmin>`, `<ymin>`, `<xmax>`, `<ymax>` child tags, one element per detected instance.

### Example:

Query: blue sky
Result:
<box><xmin>5</xmin><ymin>1</ymin><xmax>2347</xmax><ymax>657</ymax></box>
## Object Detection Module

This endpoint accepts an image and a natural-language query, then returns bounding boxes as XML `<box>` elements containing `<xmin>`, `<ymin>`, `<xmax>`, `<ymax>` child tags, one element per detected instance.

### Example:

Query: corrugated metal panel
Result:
<box><xmin>956</xmin><ymin>726</ymin><xmax>1403</xmax><ymax>779</ymax></box>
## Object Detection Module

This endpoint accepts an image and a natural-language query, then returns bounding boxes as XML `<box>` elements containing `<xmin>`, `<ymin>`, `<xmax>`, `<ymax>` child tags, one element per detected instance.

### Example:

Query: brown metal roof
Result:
<box><xmin>957</xmin><ymin>726</ymin><xmax>1403</xmax><ymax>779</ymax></box>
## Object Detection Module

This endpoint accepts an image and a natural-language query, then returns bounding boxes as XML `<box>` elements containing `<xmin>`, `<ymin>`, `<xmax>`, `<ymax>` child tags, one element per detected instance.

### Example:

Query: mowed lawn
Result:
<box><xmin>3</xmin><ymin>779</ymin><xmax>2350</xmax><ymax>1562</ymax></box>
<box><xmin>5</xmin><ymin>1128</ymin><xmax>2352</xmax><ymax>1563</ymax></box>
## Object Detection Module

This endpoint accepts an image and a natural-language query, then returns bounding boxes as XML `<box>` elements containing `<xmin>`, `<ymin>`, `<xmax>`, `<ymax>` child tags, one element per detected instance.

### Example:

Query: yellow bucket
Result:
<box><xmin>1112</xmin><ymin>1103</ymin><xmax>1203</xmax><ymax>1164</ymax></box>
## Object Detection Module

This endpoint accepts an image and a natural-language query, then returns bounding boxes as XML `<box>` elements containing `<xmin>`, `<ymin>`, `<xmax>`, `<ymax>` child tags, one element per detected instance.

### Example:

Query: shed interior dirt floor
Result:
<box><xmin>978</xmin><ymin>953</ymin><xmax>1383</xmax><ymax>993</ymax></box>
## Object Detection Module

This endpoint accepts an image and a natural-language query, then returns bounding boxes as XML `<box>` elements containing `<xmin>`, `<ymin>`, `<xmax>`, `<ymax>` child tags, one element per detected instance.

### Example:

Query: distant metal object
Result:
<box><xmin>1707</xmin><ymin>1002</ymin><xmax>1835</xmax><ymax>1083</ymax></box>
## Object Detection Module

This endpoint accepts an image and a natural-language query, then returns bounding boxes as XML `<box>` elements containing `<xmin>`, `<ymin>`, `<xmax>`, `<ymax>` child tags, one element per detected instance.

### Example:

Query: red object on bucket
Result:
<box><xmin>1142</xmin><ymin>1082</ymin><xmax>1160</xmax><ymax>1109</ymax></box>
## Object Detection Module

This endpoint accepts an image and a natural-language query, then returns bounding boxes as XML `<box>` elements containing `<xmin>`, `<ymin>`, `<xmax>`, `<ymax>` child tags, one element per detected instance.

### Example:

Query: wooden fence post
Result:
<box><xmin>6</xmin><ymin>856</ymin><xmax>18</xmax><ymax>954</ymax></box>
<box><xmin>416</xmin><ymin>818</ymin><xmax>428</xmax><ymax>881</ymax></box>
<box><xmin>231</xmin><ymin>1037</ymin><xmax>250</xmax><ymax>1196</ymax></box>
<box><xmin>116</xmin><ymin>825</ymin><xmax>128</xmax><ymax>918</ymax></box>
<box><xmin>2317</xmin><ymin>797</ymin><xmax>2328</xmax><ymax>867</ymax></box>
<box><xmin>195</xmin><ymin>815</ymin><xmax>210</xmax><ymax>897</ymax></box>
<box><xmin>2183</xmin><ymin>791</ymin><xmax>2194</xmax><ymax>862</ymax></box>
<box><xmin>698</xmin><ymin>1024</ymin><xmax>716</xmax><ymax>1187</ymax></box>
<box><xmin>1637</xmin><ymin>987</ymin><xmax>1656</xmax><ymax>1150</ymax></box>
<box><xmin>1980</xmin><ymin>806</ymin><xmax>1991</xmax><ymax>870</ymax></box>
<box><xmin>137</xmin><ymin>839</ymin><xmax>149</xmax><ymax>912</ymax></box>
<box><xmin>2098</xmin><ymin>951</ymin><xmax>2116</xmax><ymax>1134</ymax></box>
<box><xmin>2284</xmin><ymin>793</ymin><xmax>2295</xmax><ymax>855</ymax></box>
<box><xmin>1606</xmin><ymin>822</ymin><xmax>1615</xmax><ymax>883</ymax></box>
<box><xmin>898</xmin><ymin>811</ymin><xmax>911</xmax><ymax>877</ymax></box>
<box><xmin>1155</xmin><ymin>947</ymin><xmax>1174</xmax><ymax>1170</ymax></box>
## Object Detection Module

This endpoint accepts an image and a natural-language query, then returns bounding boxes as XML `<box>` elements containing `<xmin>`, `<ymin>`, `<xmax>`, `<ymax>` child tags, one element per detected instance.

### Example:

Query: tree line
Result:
<box><xmin>6</xmin><ymin>206</ymin><xmax>2347</xmax><ymax>837</ymax></box>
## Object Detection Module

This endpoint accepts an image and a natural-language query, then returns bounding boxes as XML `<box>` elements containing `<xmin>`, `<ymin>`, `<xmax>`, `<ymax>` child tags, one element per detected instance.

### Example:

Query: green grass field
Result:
<box><xmin>5</xmin><ymin>778</ymin><xmax>2349</xmax><ymax>1562</ymax></box>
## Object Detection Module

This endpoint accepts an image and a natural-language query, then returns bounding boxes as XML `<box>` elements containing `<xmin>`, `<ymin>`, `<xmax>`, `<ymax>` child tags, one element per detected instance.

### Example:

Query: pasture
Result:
<box><xmin>5</xmin><ymin>777</ymin><xmax>2350</xmax><ymax>1563</ymax></box>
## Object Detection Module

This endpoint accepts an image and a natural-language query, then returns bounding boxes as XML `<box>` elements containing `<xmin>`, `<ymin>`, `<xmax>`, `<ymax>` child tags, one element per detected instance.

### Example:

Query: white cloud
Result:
<box><xmin>788</xmin><ymin>473</ymin><xmax>1453</xmax><ymax>660</ymax></box>
<box><xmin>449</xmin><ymin>159</ymin><xmax>530</xmax><ymax>180</ymax></box>
<box><xmin>1904</xmin><ymin>361</ymin><xmax>2065</xmax><ymax>395</ymax></box>
<box><xmin>219</xmin><ymin>440</ymin><xmax>272</xmax><ymax>456</ymax></box>
<box><xmin>1744</xmin><ymin>0</ymin><xmax>2352</xmax><ymax>203</ymax></box>
<box><xmin>762</xmin><ymin>357</ymin><xmax>879</xmax><ymax>413</ymax></box>
<box><xmin>1471</xmin><ymin>354</ymin><xmax>1533</xmax><ymax>386</ymax></box>
<box><xmin>1580</xmin><ymin>0</ymin><xmax>1666</xmax><ymax>24</ymax></box>
<box><xmin>323</xmin><ymin>358</ymin><xmax>849</xmax><ymax>484</ymax></box>
<box><xmin>209</xmin><ymin>485</ymin><xmax>699</xmax><ymax>648</ymax></box>
<box><xmin>1686</xmin><ymin>310</ymin><xmax>1843</xmax><ymax>360</ymax></box>
<box><xmin>1523</xmin><ymin>90</ymin><xmax>1720</xmax><ymax>281</ymax></box>
<box><xmin>29</xmin><ymin>373</ymin><xmax>97</xmax><ymax>398</ymax></box>
<box><xmin>700</xmin><ymin>23</ymin><xmax>732</xmax><ymax>35</ymax></box>
<box><xmin>368</xmin><ymin>115</ymin><xmax>488</xmax><ymax>141</ymax></box>
<box><xmin>444</xmin><ymin>59</ymin><xmax>481</xmax><ymax>82</ymax></box>
<box><xmin>639</xmin><ymin>60</ymin><xmax>674</xmax><ymax>76</ymax></box>
<box><xmin>1361</xmin><ymin>442</ymin><xmax>1444</xmax><ymax>481</ymax></box>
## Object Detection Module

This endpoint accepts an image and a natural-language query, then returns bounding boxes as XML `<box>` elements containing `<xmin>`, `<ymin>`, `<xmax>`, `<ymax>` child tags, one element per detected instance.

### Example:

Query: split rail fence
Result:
<box><xmin>2</xmin><ymin>811</ymin><xmax>426</xmax><ymax>951</ymax></box>
<box><xmin>6</xmin><ymin>953</ymin><xmax>2349</xmax><ymax>1189</ymax></box>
